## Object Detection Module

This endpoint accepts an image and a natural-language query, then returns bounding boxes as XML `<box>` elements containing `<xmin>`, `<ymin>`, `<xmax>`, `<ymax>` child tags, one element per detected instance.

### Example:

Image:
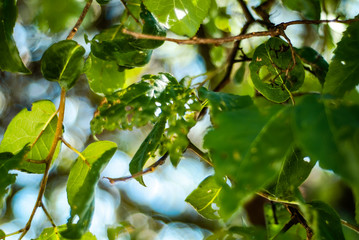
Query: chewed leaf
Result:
<box><xmin>41</xmin><ymin>40</ymin><xmax>85</xmax><ymax>90</ymax></box>
<box><xmin>249</xmin><ymin>37</ymin><xmax>304</xmax><ymax>103</ymax></box>
<box><xmin>0</xmin><ymin>100</ymin><xmax>59</xmax><ymax>173</ymax></box>
<box><xmin>186</xmin><ymin>176</ymin><xmax>222</xmax><ymax>219</ymax></box>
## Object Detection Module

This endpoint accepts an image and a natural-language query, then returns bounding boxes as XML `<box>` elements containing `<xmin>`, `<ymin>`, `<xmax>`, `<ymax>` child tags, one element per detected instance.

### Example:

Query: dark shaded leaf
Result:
<box><xmin>297</xmin><ymin>47</ymin><xmax>329</xmax><ymax>85</ymax></box>
<box><xmin>0</xmin><ymin>0</ymin><xmax>30</xmax><ymax>73</ymax></box>
<box><xmin>206</xmin><ymin>226</ymin><xmax>267</xmax><ymax>240</ymax></box>
<box><xmin>282</xmin><ymin>0</ymin><xmax>321</xmax><ymax>20</ymax></box>
<box><xmin>307</xmin><ymin>201</ymin><xmax>345</xmax><ymax>240</ymax></box>
<box><xmin>0</xmin><ymin>101</ymin><xmax>59</xmax><ymax>173</ymax></box>
<box><xmin>0</xmin><ymin>145</ymin><xmax>30</xmax><ymax>209</ymax></box>
<box><xmin>250</xmin><ymin>38</ymin><xmax>304</xmax><ymax>103</ymax></box>
<box><xmin>186</xmin><ymin>175</ymin><xmax>222</xmax><ymax>219</ymax></box>
<box><xmin>204</xmin><ymin>106</ymin><xmax>294</xmax><ymax>217</ymax></box>
<box><xmin>324</xmin><ymin>20</ymin><xmax>359</xmax><ymax>97</ymax></box>
<box><xmin>62</xmin><ymin>141</ymin><xmax>117</xmax><ymax>239</ymax></box>
<box><xmin>96</xmin><ymin>0</ymin><xmax>111</xmax><ymax>4</ymax></box>
<box><xmin>129</xmin><ymin>116</ymin><xmax>166</xmax><ymax>186</ymax></box>
<box><xmin>198</xmin><ymin>87</ymin><xmax>253</xmax><ymax>116</ymax></box>
<box><xmin>41</xmin><ymin>40</ymin><xmax>85</xmax><ymax>90</ymax></box>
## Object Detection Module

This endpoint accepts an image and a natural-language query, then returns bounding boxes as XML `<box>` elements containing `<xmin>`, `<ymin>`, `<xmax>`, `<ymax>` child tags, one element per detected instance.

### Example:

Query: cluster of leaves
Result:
<box><xmin>1</xmin><ymin>0</ymin><xmax>359</xmax><ymax>239</ymax></box>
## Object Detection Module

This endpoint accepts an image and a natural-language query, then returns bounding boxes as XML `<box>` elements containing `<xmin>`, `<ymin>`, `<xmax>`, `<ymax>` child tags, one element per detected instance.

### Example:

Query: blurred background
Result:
<box><xmin>1</xmin><ymin>0</ymin><xmax>359</xmax><ymax>239</ymax></box>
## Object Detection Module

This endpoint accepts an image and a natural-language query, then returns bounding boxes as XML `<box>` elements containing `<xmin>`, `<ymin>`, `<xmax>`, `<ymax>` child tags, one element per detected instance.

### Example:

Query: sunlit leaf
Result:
<box><xmin>297</xmin><ymin>47</ymin><xmax>329</xmax><ymax>85</ymax></box>
<box><xmin>0</xmin><ymin>145</ymin><xmax>30</xmax><ymax>209</ymax></box>
<box><xmin>41</xmin><ymin>40</ymin><xmax>85</xmax><ymax>90</ymax></box>
<box><xmin>129</xmin><ymin>116</ymin><xmax>166</xmax><ymax>186</ymax></box>
<box><xmin>35</xmin><ymin>0</ymin><xmax>83</xmax><ymax>33</ymax></box>
<box><xmin>186</xmin><ymin>175</ymin><xmax>222</xmax><ymax>219</ymax></box>
<box><xmin>0</xmin><ymin>0</ymin><xmax>30</xmax><ymax>73</ymax></box>
<box><xmin>306</xmin><ymin>201</ymin><xmax>345</xmax><ymax>240</ymax></box>
<box><xmin>85</xmin><ymin>53</ymin><xmax>125</xmax><ymax>96</ymax></box>
<box><xmin>107</xmin><ymin>223</ymin><xmax>133</xmax><ymax>240</ymax></box>
<box><xmin>143</xmin><ymin>0</ymin><xmax>211</xmax><ymax>37</ymax></box>
<box><xmin>205</xmin><ymin>105</ymin><xmax>294</xmax><ymax>217</ymax></box>
<box><xmin>37</xmin><ymin>225</ymin><xmax>97</xmax><ymax>240</ymax></box>
<box><xmin>0</xmin><ymin>100</ymin><xmax>59</xmax><ymax>173</ymax></box>
<box><xmin>282</xmin><ymin>0</ymin><xmax>321</xmax><ymax>20</ymax></box>
<box><xmin>250</xmin><ymin>38</ymin><xmax>304</xmax><ymax>103</ymax></box>
<box><xmin>63</xmin><ymin>141</ymin><xmax>117</xmax><ymax>239</ymax></box>
<box><xmin>324</xmin><ymin>21</ymin><xmax>359</xmax><ymax>97</ymax></box>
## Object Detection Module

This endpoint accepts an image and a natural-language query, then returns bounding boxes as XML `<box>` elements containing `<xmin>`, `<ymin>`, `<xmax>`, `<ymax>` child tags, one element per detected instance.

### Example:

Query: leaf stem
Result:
<box><xmin>341</xmin><ymin>219</ymin><xmax>359</xmax><ymax>234</ymax></box>
<box><xmin>120</xmin><ymin>0</ymin><xmax>141</xmax><ymax>25</ymax></box>
<box><xmin>187</xmin><ymin>141</ymin><xmax>213</xmax><ymax>167</ymax></box>
<box><xmin>60</xmin><ymin>137</ymin><xmax>90</xmax><ymax>167</ymax></box>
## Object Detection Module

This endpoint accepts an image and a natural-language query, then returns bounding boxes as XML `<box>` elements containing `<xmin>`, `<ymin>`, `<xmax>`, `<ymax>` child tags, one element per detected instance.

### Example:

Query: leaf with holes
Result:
<box><xmin>63</xmin><ymin>141</ymin><xmax>117</xmax><ymax>239</ymax></box>
<box><xmin>186</xmin><ymin>175</ymin><xmax>223</xmax><ymax>220</ymax></box>
<box><xmin>249</xmin><ymin>37</ymin><xmax>304</xmax><ymax>103</ymax></box>
<box><xmin>41</xmin><ymin>40</ymin><xmax>85</xmax><ymax>90</ymax></box>
<box><xmin>0</xmin><ymin>0</ymin><xmax>30</xmax><ymax>73</ymax></box>
<box><xmin>143</xmin><ymin>0</ymin><xmax>211</xmax><ymax>37</ymax></box>
<box><xmin>0</xmin><ymin>100</ymin><xmax>60</xmax><ymax>173</ymax></box>
<box><xmin>324</xmin><ymin>21</ymin><xmax>359</xmax><ymax>97</ymax></box>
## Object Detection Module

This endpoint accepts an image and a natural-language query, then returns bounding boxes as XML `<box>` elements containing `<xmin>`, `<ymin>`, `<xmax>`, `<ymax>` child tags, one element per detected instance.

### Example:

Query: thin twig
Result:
<box><xmin>105</xmin><ymin>152</ymin><xmax>169</xmax><ymax>183</ymax></box>
<box><xmin>66</xmin><ymin>0</ymin><xmax>93</xmax><ymax>40</ymax></box>
<box><xmin>19</xmin><ymin>88</ymin><xmax>66</xmax><ymax>239</ymax></box>
<box><xmin>341</xmin><ymin>219</ymin><xmax>359</xmax><ymax>234</ymax></box>
<box><xmin>187</xmin><ymin>141</ymin><xmax>213</xmax><ymax>167</ymax></box>
<box><xmin>272</xmin><ymin>217</ymin><xmax>298</xmax><ymax>239</ymax></box>
<box><xmin>122</xmin><ymin>17</ymin><xmax>359</xmax><ymax>46</ymax></box>
<box><xmin>238</xmin><ymin>0</ymin><xmax>255</xmax><ymax>22</ymax></box>
<box><xmin>39</xmin><ymin>201</ymin><xmax>57</xmax><ymax>229</ymax></box>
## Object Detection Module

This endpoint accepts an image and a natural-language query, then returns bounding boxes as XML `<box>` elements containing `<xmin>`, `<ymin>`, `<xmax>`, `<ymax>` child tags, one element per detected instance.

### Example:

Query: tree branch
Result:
<box><xmin>66</xmin><ymin>0</ymin><xmax>93</xmax><ymax>40</ymax></box>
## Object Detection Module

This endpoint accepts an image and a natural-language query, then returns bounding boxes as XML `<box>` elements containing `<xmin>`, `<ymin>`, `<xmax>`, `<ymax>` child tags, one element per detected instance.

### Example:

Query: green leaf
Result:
<box><xmin>307</xmin><ymin>201</ymin><xmax>345</xmax><ymax>240</ymax></box>
<box><xmin>324</xmin><ymin>21</ymin><xmax>359</xmax><ymax>97</ymax></box>
<box><xmin>37</xmin><ymin>225</ymin><xmax>97</xmax><ymax>240</ymax></box>
<box><xmin>41</xmin><ymin>40</ymin><xmax>85</xmax><ymax>90</ymax></box>
<box><xmin>0</xmin><ymin>229</ymin><xmax>5</xmax><ymax>239</ymax></box>
<box><xmin>282</xmin><ymin>0</ymin><xmax>321</xmax><ymax>20</ymax></box>
<box><xmin>0</xmin><ymin>0</ymin><xmax>30</xmax><ymax>73</ymax></box>
<box><xmin>62</xmin><ymin>141</ymin><xmax>117</xmax><ymax>239</ymax></box>
<box><xmin>0</xmin><ymin>100</ymin><xmax>59</xmax><ymax>173</ymax></box>
<box><xmin>85</xmin><ymin>53</ymin><xmax>125</xmax><ymax>96</ymax></box>
<box><xmin>271</xmin><ymin>148</ymin><xmax>316</xmax><ymax>200</ymax></box>
<box><xmin>185</xmin><ymin>175</ymin><xmax>222</xmax><ymax>219</ymax></box>
<box><xmin>129</xmin><ymin>7</ymin><xmax>166</xmax><ymax>50</ymax></box>
<box><xmin>0</xmin><ymin>145</ymin><xmax>30</xmax><ymax>209</ymax></box>
<box><xmin>204</xmin><ymin>106</ymin><xmax>294</xmax><ymax>217</ymax></box>
<box><xmin>206</xmin><ymin>226</ymin><xmax>267</xmax><ymax>240</ymax></box>
<box><xmin>129</xmin><ymin>116</ymin><xmax>166</xmax><ymax>186</ymax></box>
<box><xmin>107</xmin><ymin>223</ymin><xmax>133</xmax><ymax>240</ymax></box>
<box><xmin>249</xmin><ymin>37</ymin><xmax>305</xmax><ymax>103</ymax></box>
<box><xmin>90</xmin><ymin>25</ymin><xmax>152</xmax><ymax>68</ymax></box>
<box><xmin>296</xmin><ymin>47</ymin><xmax>329</xmax><ymax>85</ymax></box>
<box><xmin>35</xmin><ymin>0</ymin><xmax>83</xmax><ymax>33</ymax></box>
<box><xmin>198</xmin><ymin>87</ymin><xmax>253</xmax><ymax>116</ymax></box>
<box><xmin>143</xmin><ymin>0</ymin><xmax>211</xmax><ymax>37</ymax></box>
<box><xmin>96</xmin><ymin>0</ymin><xmax>111</xmax><ymax>4</ymax></box>
<box><xmin>91</xmin><ymin>73</ymin><xmax>200</xmax><ymax>134</ymax></box>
